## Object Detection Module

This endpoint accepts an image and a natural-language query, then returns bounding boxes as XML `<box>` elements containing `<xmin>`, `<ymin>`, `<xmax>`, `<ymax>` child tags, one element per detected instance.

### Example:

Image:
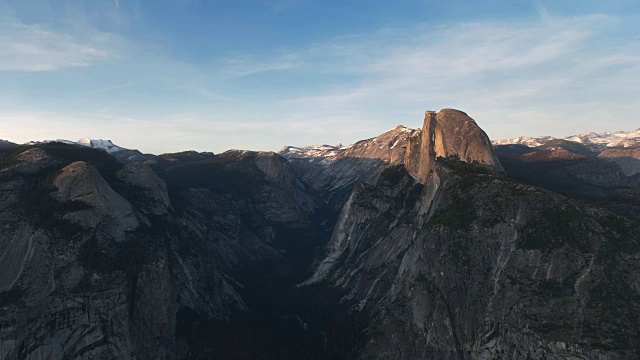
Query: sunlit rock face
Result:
<box><xmin>282</xmin><ymin>109</ymin><xmax>502</xmax><ymax>211</ymax></box>
<box><xmin>404</xmin><ymin>109</ymin><xmax>503</xmax><ymax>183</ymax></box>
<box><xmin>280</xmin><ymin>125</ymin><xmax>420</xmax><ymax>210</ymax></box>
<box><xmin>306</xmin><ymin>110</ymin><xmax>640</xmax><ymax>359</ymax></box>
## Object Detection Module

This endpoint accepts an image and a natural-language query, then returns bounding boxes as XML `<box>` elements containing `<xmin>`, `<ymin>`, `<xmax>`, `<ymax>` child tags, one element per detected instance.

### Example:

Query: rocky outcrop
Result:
<box><xmin>54</xmin><ymin>161</ymin><xmax>139</xmax><ymax>242</ymax></box>
<box><xmin>252</xmin><ymin>151</ymin><xmax>314</xmax><ymax>213</ymax></box>
<box><xmin>118</xmin><ymin>162</ymin><xmax>171</xmax><ymax>215</ymax></box>
<box><xmin>404</xmin><ymin>109</ymin><xmax>503</xmax><ymax>183</ymax></box>
<box><xmin>598</xmin><ymin>147</ymin><xmax>640</xmax><ymax>176</ymax></box>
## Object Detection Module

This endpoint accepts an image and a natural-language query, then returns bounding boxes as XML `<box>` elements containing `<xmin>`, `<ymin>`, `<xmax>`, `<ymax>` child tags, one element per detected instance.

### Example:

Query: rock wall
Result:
<box><xmin>404</xmin><ymin>109</ymin><xmax>503</xmax><ymax>183</ymax></box>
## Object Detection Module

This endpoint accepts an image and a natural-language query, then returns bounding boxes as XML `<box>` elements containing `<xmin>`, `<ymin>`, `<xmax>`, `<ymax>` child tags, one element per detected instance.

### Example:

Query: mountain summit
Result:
<box><xmin>404</xmin><ymin>109</ymin><xmax>503</xmax><ymax>183</ymax></box>
<box><xmin>76</xmin><ymin>138</ymin><xmax>126</xmax><ymax>154</ymax></box>
<box><xmin>282</xmin><ymin>108</ymin><xmax>502</xmax><ymax>194</ymax></box>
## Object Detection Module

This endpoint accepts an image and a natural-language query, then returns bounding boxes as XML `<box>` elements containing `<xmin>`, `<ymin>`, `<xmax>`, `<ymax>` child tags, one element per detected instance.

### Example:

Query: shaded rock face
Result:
<box><xmin>54</xmin><ymin>161</ymin><xmax>140</xmax><ymax>242</ymax></box>
<box><xmin>250</xmin><ymin>150</ymin><xmax>314</xmax><ymax>215</ymax></box>
<box><xmin>0</xmin><ymin>144</ymin><xmax>258</xmax><ymax>359</ymax></box>
<box><xmin>118</xmin><ymin>162</ymin><xmax>170</xmax><ymax>215</ymax></box>
<box><xmin>1</xmin><ymin>148</ymin><xmax>60</xmax><ymax>174</ymax></box>
<box><xmin>404</xmin><ymin>109</ymin><xmax>503</xmax><ymax>183</ymax></box>
<box><xmin>0</xmin><ymin>152</ymin><xmax>145</xmax><ymax>359</ymax></box>
<box><xmin>495</xmin><ymin>143</ymin><xmax>640</xmax><ymax>223</ymax></box>
<box><xmin>598</xmin><ymin>147</ymin><xmax>640</xmax><ymax>176</ymax></box>
<box><xmin>150</xmin><ymin>149</ymin><xmax>321</xmax><ymax>273</ymax></box>
<box><xmin>308</xmin><ymin>160</ymin><xmax>640</xmax><ymax>359</ymax></box>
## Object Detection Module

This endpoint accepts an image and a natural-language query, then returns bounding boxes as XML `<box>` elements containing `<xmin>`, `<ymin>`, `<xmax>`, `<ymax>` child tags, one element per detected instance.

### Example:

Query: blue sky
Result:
<box><xmin>1</xmin><ymin>0</ymin><xmax>639</xmax><ymax>154</ymax></box>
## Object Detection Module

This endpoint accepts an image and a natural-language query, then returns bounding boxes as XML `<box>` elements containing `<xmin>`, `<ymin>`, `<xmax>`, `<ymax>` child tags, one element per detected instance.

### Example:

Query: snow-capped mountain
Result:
<box><xmin>77</xmin><ymin>138</ymin><xmax>127</xmax><ymax>154</ymax></box>
<box><xmin>494</xmin><ymin>129</ymin><xmax>640</xmax><ymax>149</ymax></box>
<box><xmin>492</xmin><ymin>135</ymin><xmax>555</xmax><ymax>147</ymax></box>
<box><xmin>25</xmin><ymin>139</ymin><xmax>77</xmax><ymax>146</ymax></box>
<box><xmin>280</xmin><ymin>125</ymin><xmax>418</xmax><ymax>200</ymax></box>
<box><xmin>280</xmin><ymin>143</ymin><xmax>349</xmax><ymax>164</ymax></box>
<box><xmin>25</xmin><ymin>138</ymin><xmax>150</xmax><ymax>163</ymax></box>
<box><xmin>280</xmin><ymin>125</ymin><xmax>415</xmax><ymax>164</ymax></box>
<box><xmin>27</xmin><ymin>138</ymin><xmax>126</xmax><ymax>153</ymax></box>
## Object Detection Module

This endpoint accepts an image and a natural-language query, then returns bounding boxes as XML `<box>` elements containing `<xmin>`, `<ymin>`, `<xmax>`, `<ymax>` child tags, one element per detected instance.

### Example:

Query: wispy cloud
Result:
<box><xmin>245</xmin><ymin>13</ymin><xmax>640</xmax><ymax>140</ymax></box>
<box><xmin>2</xmin><ymin>7</ymin><xmax>639</xmax><ymax>153</ymax></box>
<box><xmin>0</xmin><ymin>16</ymin><xmax>117</xmax><ymax>72</ymax></box>
<box><xmin>219</xmin><ymin>55</ymin><xmax>297</xmax><ymax>77</ymax></box>
<box><xmin>88</xmin><ymin>80</ymin><xmax>148</xmax><ymax>93</ymax></box>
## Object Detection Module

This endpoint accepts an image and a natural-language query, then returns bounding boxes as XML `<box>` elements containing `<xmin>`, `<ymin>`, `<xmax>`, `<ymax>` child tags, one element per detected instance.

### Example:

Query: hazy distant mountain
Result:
<box><xmin>0</xmin><ymin>139</ymin><xmax>16</xmax><ymax>148</ymax></box>
<box><xmin>26</xmin><ymin>137</ymin><xmax>154</xmax><ymax>163</ymax></box>
<box><xmin>494</xmin><ymin>128</ymin><xmax>640</xmax><ymax>149</ymax></box>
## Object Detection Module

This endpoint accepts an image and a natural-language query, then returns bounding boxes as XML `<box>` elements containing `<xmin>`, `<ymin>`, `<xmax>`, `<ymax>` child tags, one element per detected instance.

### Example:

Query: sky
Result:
<box><xmin>0</xmin><ymin>0</ymin><xmax>639</xmax><ymax>154</ymax></box>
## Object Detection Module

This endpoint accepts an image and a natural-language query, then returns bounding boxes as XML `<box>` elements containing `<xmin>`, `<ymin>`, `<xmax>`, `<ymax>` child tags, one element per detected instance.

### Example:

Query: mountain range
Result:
<box><xmin>494</xmin><ymin>128</ymin><xmax>640</xmax><ymax>150</ymax></box>
<box><xmin>0</xmin><ymin>109</ymin><xmax>639</xmax><ymax>359</ymax></box>
<box><xmin>25</xmin><ymin>138</ymin><xmax>153</xmax><ymax>163</ymax></box>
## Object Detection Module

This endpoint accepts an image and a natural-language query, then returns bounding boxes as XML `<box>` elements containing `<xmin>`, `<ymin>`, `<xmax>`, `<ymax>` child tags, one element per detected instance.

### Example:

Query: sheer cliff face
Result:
<box><xmin>308</xmin><ymin>112</ymin><xmax>640</xmax><ymax>359</ymax></box>
<box><xmin>0</xmin><ymin>144</ymin><xmax>319</xmax><ymax>360</ymax></box>
<box><xmin>404</xmin><ymin>109</ymin><xmax>503</xmax><ymax>183</ymax></box>
<box><xmin>281</xmin><ymin>108</ymin><xmax>501</xmax><ymax>210</ymax></box>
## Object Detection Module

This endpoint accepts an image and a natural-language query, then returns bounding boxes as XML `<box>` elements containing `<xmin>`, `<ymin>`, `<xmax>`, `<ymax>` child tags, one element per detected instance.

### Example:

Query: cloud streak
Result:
<box><xmin>88</xmin><ymin>80</ymin><xmax>149</xmax><ymax>93</ymax></box>
<box><xmin>0</xmin><ymin>16</ymin><xmax>116</xmax><ymax>72</ymax></box>
<box><xmin>245</xmin><ymin>13</ymin><xmax>639</xmax><ymax>141</ymax></box>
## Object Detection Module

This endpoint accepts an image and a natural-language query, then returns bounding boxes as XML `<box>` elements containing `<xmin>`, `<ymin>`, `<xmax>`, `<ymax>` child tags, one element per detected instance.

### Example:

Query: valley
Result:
<box><xmin>0</xmin><ymin>109</ymin><xmax>639</xmax><ymax>359</ymax></box>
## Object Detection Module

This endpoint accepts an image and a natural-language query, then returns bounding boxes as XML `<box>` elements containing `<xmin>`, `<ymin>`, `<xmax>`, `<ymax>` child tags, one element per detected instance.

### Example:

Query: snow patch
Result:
<box><xmin>26</xmin><ymin>138</ymin><xmax>128</xmax><ymax>154</ymax></box>
<box><xmin>494</xmin><ymin>128</ymin><xmax>640</xmax><ymax>149</ymax></box>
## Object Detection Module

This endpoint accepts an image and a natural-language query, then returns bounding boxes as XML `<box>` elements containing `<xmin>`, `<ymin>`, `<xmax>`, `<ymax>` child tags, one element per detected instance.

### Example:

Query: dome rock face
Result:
<box><xmin>404</xmin><ymin>109</ymin><xmax>503</xmax><ymax>183</ymax></box>
<box><xmin>53</xmin><ymin>161</ymin><xmax>139</xmax><ymax>241</ymax></box>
